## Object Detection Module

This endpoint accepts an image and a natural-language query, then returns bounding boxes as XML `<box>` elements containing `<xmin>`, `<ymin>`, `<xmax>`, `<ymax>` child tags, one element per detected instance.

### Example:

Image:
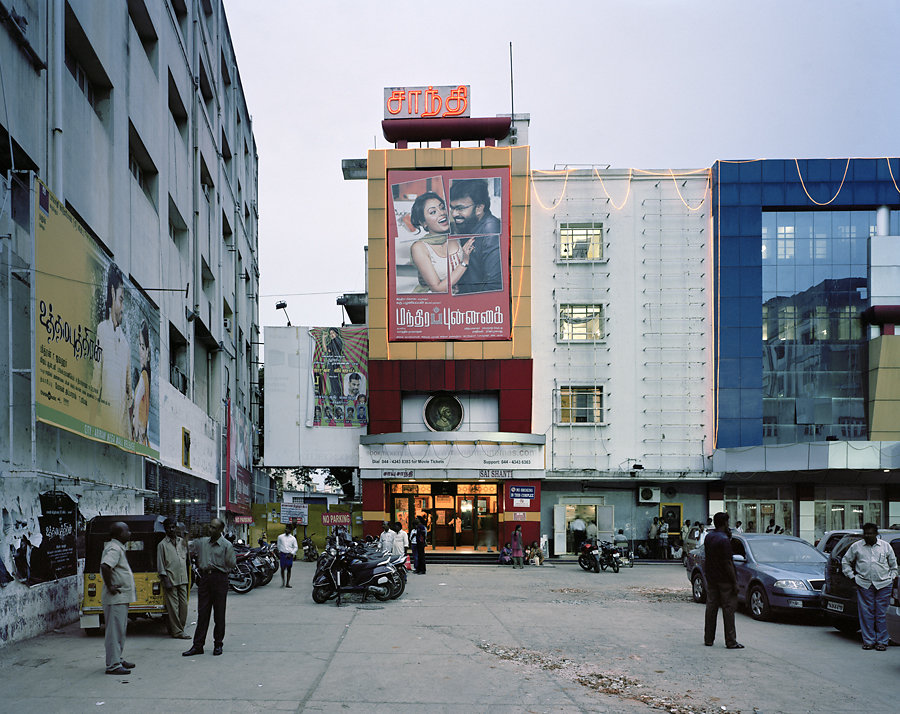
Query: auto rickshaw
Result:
<box><xmin>80</xmin><ymin>514</ymin><xmax>188</xmax><ymax>634</ymax></box>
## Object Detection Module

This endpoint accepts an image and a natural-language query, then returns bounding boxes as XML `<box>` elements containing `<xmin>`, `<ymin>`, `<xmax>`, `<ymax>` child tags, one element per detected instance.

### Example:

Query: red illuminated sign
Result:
<box><xmin>321</xmin><ymin>512</ymin><xmax>352</xmax><ymax>527</ymax></box>
<box><xmin>384</xmin><ymin>85</ymin><xmax>470</xmax><ymax>120</ymax></box>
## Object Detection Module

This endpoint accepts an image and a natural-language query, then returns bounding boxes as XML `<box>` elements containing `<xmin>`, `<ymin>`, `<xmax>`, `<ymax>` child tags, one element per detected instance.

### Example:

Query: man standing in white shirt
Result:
<box><xmin>101</xmin><ymin>522</ymin><xmax>135</xmax><ymax>674</ymax></box>
<box><xmin>379</xmin><ymin>521</ymin><xmax>395</xmax><ymax>553</ymax></box>
<box><xmin>842</xmin><ymin>523</ymin><xmax>898</xmax><ymax>651</ymax></box>
<box><xmin>276</xmin><ymin>524</ymin><xmax>299</xmax><ymax>588</ymax></box>
<box><xmin>391</xmin><ymin>521</ymin><xmax>409</xmax><ymax>557</ymax></box>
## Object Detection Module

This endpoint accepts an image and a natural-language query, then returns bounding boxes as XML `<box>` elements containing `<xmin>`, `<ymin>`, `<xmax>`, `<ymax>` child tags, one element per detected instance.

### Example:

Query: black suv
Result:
<box><xmin>821</xmin><ymin>529</ymin><xmax>900</xmax><ymax>635</ymax></box>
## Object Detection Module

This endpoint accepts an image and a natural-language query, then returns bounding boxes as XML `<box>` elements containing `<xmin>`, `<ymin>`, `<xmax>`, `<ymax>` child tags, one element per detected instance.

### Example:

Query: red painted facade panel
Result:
<box><xmin>367</xmin><ymin>358</ymin><xmax>533</xmax><ymax>434</ymax></box>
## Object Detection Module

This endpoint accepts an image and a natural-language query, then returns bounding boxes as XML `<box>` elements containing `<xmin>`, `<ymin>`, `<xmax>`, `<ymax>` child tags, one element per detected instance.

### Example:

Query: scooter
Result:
<box><xmin>311</xmin><ymin>543</ymin><xmax>396</xmax><ymax>606</ymax></box>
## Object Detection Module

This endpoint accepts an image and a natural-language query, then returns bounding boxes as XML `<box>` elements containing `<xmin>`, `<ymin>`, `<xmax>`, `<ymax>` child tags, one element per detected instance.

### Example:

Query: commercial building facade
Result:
<box><xmin>1</xmin><ymin>0</ymin><xmax>259</xmax><ymax>644</ymax></box>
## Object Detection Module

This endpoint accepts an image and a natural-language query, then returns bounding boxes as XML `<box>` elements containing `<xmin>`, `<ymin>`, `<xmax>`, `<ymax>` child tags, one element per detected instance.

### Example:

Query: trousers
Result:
<box><xmin>856</xmin><ymin>583</ymin><xmax>891</xmax><ymax>646</ymax></box>
<box><xmin>163</xmin><ymin>583</ymin><xmax>189</xmax><ymax>636</ymax></box>
<box><xmin>704</xmin><ymin>580</ymin><xmax>738</xmax><ymax>647</ymax></box>
<box><xmin>102</xmin><ymin>601</ymin><xmax>129</xmax><ymax>670</ymax></box>
<box><xmin>193</xmin><ymin>570</ymin><xmax>228</xmax><ymax>647</ymax></box>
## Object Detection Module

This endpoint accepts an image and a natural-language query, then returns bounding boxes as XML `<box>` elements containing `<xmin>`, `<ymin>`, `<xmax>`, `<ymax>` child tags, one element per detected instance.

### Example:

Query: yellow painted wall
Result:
<box><xmin>367</xmin><ymin>146</ymin><xmax>532</xmax><ymax>361</ymax></box>
<box><xmin>868</xmin><ymin>336</ymin><xmax>900</xmax><ymax>439</ymax></box>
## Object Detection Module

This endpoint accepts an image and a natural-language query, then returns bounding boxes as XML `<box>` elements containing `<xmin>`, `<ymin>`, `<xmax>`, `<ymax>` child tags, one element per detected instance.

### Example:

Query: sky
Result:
<box><xmin>222</xmin><ymin>0</ymin><xmax>900</xmax><ymax>332</ymax></box>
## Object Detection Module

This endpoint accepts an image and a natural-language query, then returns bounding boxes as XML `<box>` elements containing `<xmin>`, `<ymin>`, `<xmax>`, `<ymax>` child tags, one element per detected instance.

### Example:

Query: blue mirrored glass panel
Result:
<box><xmin>761</xmin><ymin>209</ymin><xmax>869</xmax><ymax>444</ymax></box>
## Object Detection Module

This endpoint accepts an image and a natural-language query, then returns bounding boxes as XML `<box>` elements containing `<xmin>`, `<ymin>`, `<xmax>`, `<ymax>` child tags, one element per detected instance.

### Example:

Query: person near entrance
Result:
<box><xmin>648</xmin><ymin>517</ymin><xmax>660</xmax><ymax>558</ymax></box>
<box><xmin>390</xmin><ymin>522</ymin><xmax>408</xmax><ymax>557</ymax></box>
<box><xmin>511</xmin><ymin>525</ymin><xmax>525</xmax><ymax>569</ymax></box>
<box><xmin>379</xmin><ymin>521</ymin><xmax>395</xmax><ymax>553</ymax></box>
<box><xmin>765</xmin><ymin>518</ymin><xmax>783</xmax><ymax>534</ymax></box>
<box><xmin>100</xmin><ymin>521</ymin><xmax>136</xmax><ymax>674</ymax></box>
<box><xmin>414</xmin><ymin>516</ymin><xmax>428</xmax><ymax>574</ymax></box>
<box><xmin>277</xmin><ymin>524</ymin><xmax>298</xmax><ymax>588</ymax></box>
<box><xmin>570</xmin><ymin>516</ymin><xmax>587</xmax><ymax>552</ymax></box>
<box><xmin>157</xmin><ymin>517</ymin><xmax>191</xmax><ymax>639</ymax></box>
<box><xmin>841</xmin><ymin>523</ymin><xmax>898</xmax><ymax>651</ymax></box>
<box><xmin>184</xmin><ymin>518</ymin><xmax>236</xmax><ymax>657</ymax></box>
<box><xmin>703</xmin><ymin>512</ymin><xmax>743</xmax><ymax>649</ymax></box>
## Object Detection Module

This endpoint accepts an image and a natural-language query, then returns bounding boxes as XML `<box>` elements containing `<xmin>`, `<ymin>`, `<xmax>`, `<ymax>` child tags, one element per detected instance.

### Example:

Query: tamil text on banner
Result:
<box><xmin>386</xmin><ymin>169</ymin><xmax>511</xmax><ymax>341</ymax></box>
<box><xmin>310</xmin><ymin>326</ymin><xmax>368</xmax><ymax>427</ymax></box>
<box><xmin>34</xmin><ymin>179</ymin><xmax>160</xmax><ymax>458</ymax></box>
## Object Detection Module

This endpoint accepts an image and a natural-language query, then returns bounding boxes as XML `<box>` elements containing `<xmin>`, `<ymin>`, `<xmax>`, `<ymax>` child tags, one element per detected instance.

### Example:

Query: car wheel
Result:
<box><xmin>748</xmin><ymin>584</ymin><xmax>771</xmax><ymax>621</ymax></box>
<box><xmin>691</xmin><ymin>573</ymin><xmax>706</xmax><ymax>604</ymax></box>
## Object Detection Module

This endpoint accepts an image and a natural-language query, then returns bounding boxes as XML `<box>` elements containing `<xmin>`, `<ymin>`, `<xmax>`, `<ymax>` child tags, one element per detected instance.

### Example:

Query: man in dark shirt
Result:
<box><xmin>449</xmin><ymin>179</ymin><xmax>503</xmax><ymax>294</ymax></box>
<box><xmin>703</xmin><ymin>512</ymin><xmax>743</xmax><ymax>649</ymax></box>
<box><xmin>183</xmin><ymin>518</ymin><xmax>236</xmax><ymax>657</ymax></box>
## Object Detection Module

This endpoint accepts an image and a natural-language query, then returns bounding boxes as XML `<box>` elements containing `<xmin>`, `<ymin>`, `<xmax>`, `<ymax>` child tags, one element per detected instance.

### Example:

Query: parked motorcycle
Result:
<box><xmin>228</xmin><ymin>549</ymin><xmax>257</xmax><ymax>593</ymax></box>
<box><xmin>597</xmin><ymin>540</ymin><xmax>621</xmax><ymax>573</ymax></box>
<box><xmin>577</xmin><ymin>539</ymin><xmax>602</xmax><ymax>573</ymax></box>
<box><xmin>311</xmin><ymin>543</ymin><xmax>397</xmax><ymax>606</ymax></box>
<box><xmin>301</xmin><ymin>534</ymin><xmax>319</xmax><ymax>562</ymax></box>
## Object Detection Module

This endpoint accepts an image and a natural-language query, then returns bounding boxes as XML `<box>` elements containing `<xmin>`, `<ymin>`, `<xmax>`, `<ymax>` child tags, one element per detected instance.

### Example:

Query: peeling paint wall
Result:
<box><xmin>0</xmin><ymin>468</ymin><xmax>140</xmax><ymax>647</ymax></box>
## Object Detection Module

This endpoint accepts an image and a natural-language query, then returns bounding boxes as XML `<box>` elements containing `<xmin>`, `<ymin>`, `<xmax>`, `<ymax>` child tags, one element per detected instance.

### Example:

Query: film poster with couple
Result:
<box><xmin>33</xmin><ymin>179</ymin><xmax>160</xmax><ymax>459</ymax></box>
<box><xmin>387</xmin><ymin>168</ymin><xmax>511</xmax><ymax>341</ymax></box>
<box><xmin>310</xmin><ymin>326</ymin><xmax>368</xmax><ymax>427</ymax></box>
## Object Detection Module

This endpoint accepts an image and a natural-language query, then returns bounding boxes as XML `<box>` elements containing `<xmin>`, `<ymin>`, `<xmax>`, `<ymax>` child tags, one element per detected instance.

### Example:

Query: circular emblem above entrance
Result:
<box><xmin>423</xmin><ymin>394</ymin><xmax>464</xmax><ymax>432</ymax></box>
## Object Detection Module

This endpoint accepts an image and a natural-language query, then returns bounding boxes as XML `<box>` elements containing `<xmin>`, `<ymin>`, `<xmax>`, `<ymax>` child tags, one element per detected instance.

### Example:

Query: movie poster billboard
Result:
<box><xmin>33</xmin><ymin>179</ymin><xmax>160</xmax><ymax>458</ymax></box>
<box><xmin>225</xmin><ymin>400</ymin><xmax>252</xmax><ymax>515</ymax></box>
<box><xmin>310</xmin><ymin>326</ymin><xmax>368</xmax><ymax>427</ymax></box>
<box><xmin>386</xmin><ymin>169</ymin><xmax>510</xmax><ymax>341</ymax></box>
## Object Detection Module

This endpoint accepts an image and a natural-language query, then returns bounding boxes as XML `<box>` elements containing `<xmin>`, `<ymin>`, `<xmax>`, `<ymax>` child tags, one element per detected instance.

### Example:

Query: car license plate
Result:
<box><xmin>826</xmin><ymin>601</ymin><xmax>844</xmax><ymax>613</ymax></box>
<box><xmin>788</xmin><ymin>599</ymin><xmax>804</xmax><ymax>608</ymax></box>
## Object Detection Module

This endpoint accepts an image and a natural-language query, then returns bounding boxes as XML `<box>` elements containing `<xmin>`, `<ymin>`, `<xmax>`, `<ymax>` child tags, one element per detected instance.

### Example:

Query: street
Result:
<box><xmin>0</xmin><ymin>561</ymin><xmax>896</xmax><ymax>713</ymax></box>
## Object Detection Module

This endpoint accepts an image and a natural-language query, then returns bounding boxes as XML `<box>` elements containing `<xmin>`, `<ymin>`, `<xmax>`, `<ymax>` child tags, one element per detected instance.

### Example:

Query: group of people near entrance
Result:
<box><xmin>498</xmin><ymin>525</ymin><xmax>545</xmax><ymax>567</ymax></box>
<box><xmin>378</xmin><ymin>518</ymin><xmax>428</xmax><ymax>574</ymax></box>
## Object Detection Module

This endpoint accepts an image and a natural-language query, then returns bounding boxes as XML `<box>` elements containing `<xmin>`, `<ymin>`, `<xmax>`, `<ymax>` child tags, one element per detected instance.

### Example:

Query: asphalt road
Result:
<box><xmin>0</xmin><ymin>561</ymin><xmax>896</xmax><ymax>713</ymax></box>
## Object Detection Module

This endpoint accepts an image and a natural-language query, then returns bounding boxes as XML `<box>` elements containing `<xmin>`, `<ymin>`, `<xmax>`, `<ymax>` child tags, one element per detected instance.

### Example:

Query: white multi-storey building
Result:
<box><xmin>531</xmin><ymin>168</ymin><xmax>715</xmax><ymax>549</ymax></box>
<box><xmin>0</xmin><ymin>0</ymin><xmax>259</xmax><ymax>644</ymax></box>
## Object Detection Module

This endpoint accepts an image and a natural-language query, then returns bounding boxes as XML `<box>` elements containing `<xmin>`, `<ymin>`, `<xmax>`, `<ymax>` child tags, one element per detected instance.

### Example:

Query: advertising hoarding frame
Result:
<box><xmin>386</xmin><ymin>168</ymin><xmax>511</xmax><ymax>341</ymax></box>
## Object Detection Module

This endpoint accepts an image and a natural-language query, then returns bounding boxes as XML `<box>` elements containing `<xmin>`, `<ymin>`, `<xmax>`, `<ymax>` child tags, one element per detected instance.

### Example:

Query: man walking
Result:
<box><xmin>391</xmin><ymin>521</ymin><xmax>409</xmax><ymax>557</ymax></box>
<box><xmin>157</xmin><ymin>517</ymin><xmax>191</xmax><ymax>639</ymax></box>
<box><xmin>703</xmin><ymin>512</ymin><xmax>743</xmax><ymax>649</ymax></box>
<box><xmin>842</xmin><ymin>523</ymin><xmax>898</xmax><ymax>651</ymax></box>
<box><xmin>183</xmin><ymin>518</ymin><xmax>236</xmax><ymax>657</ymax></box>
<box><xmin>100</xmin><ymin>522</ymin><xmax>135</xmax><ymax>674</ymax></box>
<box><xmin>277</xmin><ymin>524</ymin><xmax>298</xmax><ymax>588</ymax></box>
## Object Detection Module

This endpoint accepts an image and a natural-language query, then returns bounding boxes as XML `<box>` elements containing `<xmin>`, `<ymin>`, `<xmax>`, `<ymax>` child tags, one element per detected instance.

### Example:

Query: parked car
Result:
<box><xmin>685</xmin><ymin>533</ymin><xmax>827</xmax><ymax>621</ymax></box>
<box><xmin>821</xmin><ymin>529</ymin><xmax>900</xmax><ymax>635</ymax></box>
<box><xmin>888</xmin><ymin>571</ymin><xmax>900</xmax><ymax>644</ymax></box>
<box><xmin>815</xmin><ymin>529</ymin><xmax>862</xmax><ymax>555</ymax></box>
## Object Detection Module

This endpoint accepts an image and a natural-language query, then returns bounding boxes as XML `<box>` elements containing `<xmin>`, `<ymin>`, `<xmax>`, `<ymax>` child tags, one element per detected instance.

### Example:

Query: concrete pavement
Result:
<box><xmin>0</xmin><ymin>560</ymin><xmax>896</xmax><ymax>713</ymax></box>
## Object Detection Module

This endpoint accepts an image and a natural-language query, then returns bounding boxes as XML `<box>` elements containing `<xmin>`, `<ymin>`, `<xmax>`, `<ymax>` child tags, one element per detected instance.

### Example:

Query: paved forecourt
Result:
<box><xmin>0</xmin><ymin>561</ymin><xmax>896</xmax><ymax>713</ymax></box>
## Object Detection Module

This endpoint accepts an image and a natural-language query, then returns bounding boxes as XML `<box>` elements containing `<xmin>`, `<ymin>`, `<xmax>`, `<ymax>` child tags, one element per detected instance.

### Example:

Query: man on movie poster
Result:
<box><xmin>449</xmin><ymin>178</ymin><xmax>503</xmax><ymax>294</ymax></box>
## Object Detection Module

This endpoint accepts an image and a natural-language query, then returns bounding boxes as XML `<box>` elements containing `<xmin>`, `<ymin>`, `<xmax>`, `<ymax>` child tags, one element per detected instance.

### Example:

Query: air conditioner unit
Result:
<box><xmin>223</xmin><ymin>317</ymin><xmax>232</xmax><ymax>332</ymax></box>
<box><xmin>638</xmin><ymin>487</ymin><xmax>661</xmax><ymax>504</ymax></box>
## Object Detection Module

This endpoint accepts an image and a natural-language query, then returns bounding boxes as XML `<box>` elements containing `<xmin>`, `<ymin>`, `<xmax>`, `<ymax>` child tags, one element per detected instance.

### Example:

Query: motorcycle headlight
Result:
<box><xmin>773</xmin><ymin>579</ymin><xmax>809</xmax><ymax>590</ymax></box>
<box><xmin>328</xmin><ymin>547</ymin><xmax>337</xmax><ymax>556</ymax></box>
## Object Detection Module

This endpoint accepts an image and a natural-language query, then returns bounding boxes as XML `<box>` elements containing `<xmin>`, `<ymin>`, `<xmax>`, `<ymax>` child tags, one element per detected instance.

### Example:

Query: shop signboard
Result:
<box><xmin>360</xmin><ymin>442</ymin><xmax>542</xmax><ymax>470</ymax></box>
<box><xmin>310</xmin><ymin>326</ymin><xmax>368</xmax><ymax>428</ymax></box>
<box><xmin>386</xmin><ymin>169</ymin><xmax>511</xmax><ymax>341</ymax></box>
<box><xmin>384</xmin><ymin>85</ymin><xmax>470</xmax><ymax>120</ymax></box>
<box><xmin>34</xmin><ymin>179</ymin><xmax>160</xmax><ymax>458</ymax></box>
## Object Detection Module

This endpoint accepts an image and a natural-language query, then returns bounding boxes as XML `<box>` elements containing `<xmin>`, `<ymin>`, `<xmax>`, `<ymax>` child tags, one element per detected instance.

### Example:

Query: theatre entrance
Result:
<box><xmin>389</xmin><ymin>482</ymin><xmax>499</xmax><ymax>550</ymax></box>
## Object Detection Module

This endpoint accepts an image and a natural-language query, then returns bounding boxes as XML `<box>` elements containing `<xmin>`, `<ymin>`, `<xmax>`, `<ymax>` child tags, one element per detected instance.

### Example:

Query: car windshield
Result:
<box><xmin>747</xmin><ymin>539</ymin><xmax>826</xmax><ymax>564</ymax></box>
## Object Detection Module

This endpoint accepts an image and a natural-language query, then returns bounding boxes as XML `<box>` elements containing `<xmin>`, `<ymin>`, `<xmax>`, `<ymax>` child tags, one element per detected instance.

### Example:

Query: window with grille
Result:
<box><xmin>558</xmin><ymin>386</ymin><xmax>604</xmax><ymax>424</ymax></box>
<box><xmin>559</xmin><ymin>304</ymin><xmax>604</xmax><ymax>341</ymax></box>
<box><xmin>559</xmin><ymin>222</ymin><xmax>603</xmax><ymax>261</ymax></box>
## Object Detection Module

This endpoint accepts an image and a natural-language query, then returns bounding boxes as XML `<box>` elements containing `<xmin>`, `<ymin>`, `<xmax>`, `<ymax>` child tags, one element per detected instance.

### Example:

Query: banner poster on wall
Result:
<box><xmin>386</xmin><ymin>168</ymin><xmax>511</xmax><ymax>341</ymax></box>
<box><xmin>310</xmin><ymin>326</ymin><xmax>368</xmax><ymax>427</ymax></box>
<box><xmin>33</xmin><ymin>179</ymin><xmax>160</xmax><ymax>458</ymax></box>
<box><xmin>225</xmin><ymin>399</ymin><xmax>252</xmax><ymax>515</ymax></box>
<box><xmin>17</xmin><ymin>491</ymin><xmax>79</xmax><ymax>585</ymax></box>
